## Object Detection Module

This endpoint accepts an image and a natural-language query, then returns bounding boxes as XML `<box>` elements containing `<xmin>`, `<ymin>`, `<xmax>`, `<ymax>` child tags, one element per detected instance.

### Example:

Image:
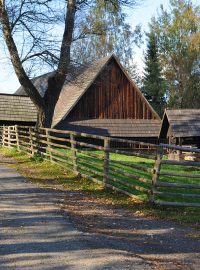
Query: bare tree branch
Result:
<box><xmin>0</xmin><ymin>1</ymin><xmax>45</xmax><ymax>111</ymax></box>
<box><xmin>22</xmin><ymin>50</ymin><xmax>59</xmax><ymax>63</ymax></box>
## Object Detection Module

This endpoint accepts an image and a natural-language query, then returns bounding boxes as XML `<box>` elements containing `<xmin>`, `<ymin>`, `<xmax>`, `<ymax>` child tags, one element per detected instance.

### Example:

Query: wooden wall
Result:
<box><xmin>67</xmin><ymin>59</ymin><xmax>158</xmax><ymax>120</ymax></box>
<box><xmin>0</xmin><ymin>121</ymin><xmax>35</xmax><ymax>126</ymax></box>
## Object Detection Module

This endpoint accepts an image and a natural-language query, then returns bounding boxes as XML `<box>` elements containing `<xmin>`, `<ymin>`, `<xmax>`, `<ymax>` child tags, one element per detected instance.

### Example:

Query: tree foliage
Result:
<box><xmin>151</xmin><ymin>0</ymin><xmax>200</xmax><ymax>109</ymax></box>
<box><xmin>71</xmin><ymin>0</ymin><xmax>142</xmax><ymax>81</ymax></box>
<box><xmin>142</xmin><ymin>30</ymin><xmax>166</xmax><ymax>116</ymax></box>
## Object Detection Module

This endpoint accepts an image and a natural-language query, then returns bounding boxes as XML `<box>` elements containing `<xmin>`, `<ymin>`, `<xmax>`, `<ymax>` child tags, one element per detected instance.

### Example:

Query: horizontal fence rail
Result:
<box><xmin>0</xmin><ymin>125</ymin><xmax>200</xmax><ymax>207</ymax></box>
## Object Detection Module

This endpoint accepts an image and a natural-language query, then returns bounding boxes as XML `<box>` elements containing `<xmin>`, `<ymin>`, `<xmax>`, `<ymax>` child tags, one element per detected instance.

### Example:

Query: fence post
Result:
<box><xmin>2</xmin><ymin>126</ymin><xmax>5</xmax><ymax>147</ymax></box>
<box><xmin>45</xmin><ymin>129</ymin><xmax>52</xmax><ymax>162</ymax></box>
<box><xmin>0</xmin><ymin>126</ymin><xmax>2</xmax><ymax>146</ymax></box>
<box><xmin>70</xmin><ymin>133</ymin><xmax>79</xmax><ymax>175</ymax></box>
<box><xmin>150</xmin><ymin>146</ymin><xmax>163</xmax><ymax>204</ymax></box>
<box><xmin>8</xmin><ymin>126</ymin><xmax>11</xmax><ymax>147</ymax></box>
<box><xmin>15</xmin><ymin>125</ymin><xmax>20</xmax><ymax>151</ymax></box>
<box><xmin>103</xmin><ymin>138</ymin><xmax>110</xmax><ymax>185</ymax></box>
<box><xmin>29</xmin><ymin>127</ymin><xmax>34</xmax><ymax>156</ymax></box>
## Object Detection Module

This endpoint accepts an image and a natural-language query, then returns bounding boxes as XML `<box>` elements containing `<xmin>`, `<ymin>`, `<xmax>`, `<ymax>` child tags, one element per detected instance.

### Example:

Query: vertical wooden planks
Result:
<box><xmin>66</xmin><ymin>59</ymin><xmax>158</xmax><ymax>121</ymax></box>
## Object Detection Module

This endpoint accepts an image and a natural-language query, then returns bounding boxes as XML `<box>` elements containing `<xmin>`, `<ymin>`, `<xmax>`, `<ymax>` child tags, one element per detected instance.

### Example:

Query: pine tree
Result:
<box><xmin>142</xmin><ymin>31</ymin><xmax>166</xmax><ymax>117</ymax></box>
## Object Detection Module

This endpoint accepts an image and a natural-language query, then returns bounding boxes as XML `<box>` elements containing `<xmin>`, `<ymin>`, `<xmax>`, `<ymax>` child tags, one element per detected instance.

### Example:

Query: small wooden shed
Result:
<box><xmin>160</xmin><ymin>109</ymin><xmax>200</xmax><ymax>146</ymax></box>
<box><xmin>159</xmin><ymin>109</ymin><xmax>200</xmax><ymax>160</ymax></box>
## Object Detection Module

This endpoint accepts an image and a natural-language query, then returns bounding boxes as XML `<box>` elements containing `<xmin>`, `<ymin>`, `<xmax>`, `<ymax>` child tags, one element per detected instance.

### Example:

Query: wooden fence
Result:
<box><xmin>0</xmin><ymin>125</ymin><xmax>200</xmax><ymax>207</ymax></box>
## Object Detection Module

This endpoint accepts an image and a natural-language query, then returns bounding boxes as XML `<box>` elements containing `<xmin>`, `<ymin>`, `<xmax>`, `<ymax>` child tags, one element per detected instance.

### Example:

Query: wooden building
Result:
<box><xmin>0</xmin><ymin>94</ymin><xmax>37</xmax><ymax>126</ymax></box>
<box><xmin>159</xmin><ymin>109</ymin><xmax>200</xmax><ymax>147</ymax></box>
<box><xmin>15</xmin><ymin>54</ymin><xmax>161</xmax><ymax>143</ymax></box>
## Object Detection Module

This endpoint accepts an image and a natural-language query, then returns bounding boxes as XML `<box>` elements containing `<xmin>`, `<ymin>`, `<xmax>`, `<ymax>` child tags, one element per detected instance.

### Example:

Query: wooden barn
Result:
<box><xmin>15</xmin><ymin>54</ymin><xmax>161</xmax><ymax>145</ymax></box>
<box><xmin>159</xmin><ymin>109</ymin><xmax>200</xmax><ymax>147</ymax></box>
<box><xmin>0</xmin><ymin>94</ymin><xmax>37</xmax><ymax>126</ymax></box>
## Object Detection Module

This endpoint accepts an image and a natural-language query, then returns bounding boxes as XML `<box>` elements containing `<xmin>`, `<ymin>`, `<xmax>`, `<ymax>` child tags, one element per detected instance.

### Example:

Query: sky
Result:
<box><xmin>0</xmin><ymin>0</ymin><xmax>171</xmax><ymax>94</ymax></box>
<box><xmin>127</xmin><ymin>0</ymin><xmax>171</xmax><ymax>72</ymax></box>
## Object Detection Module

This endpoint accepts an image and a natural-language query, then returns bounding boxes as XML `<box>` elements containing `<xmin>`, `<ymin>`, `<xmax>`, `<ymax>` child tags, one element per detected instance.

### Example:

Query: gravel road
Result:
<box><xmin>0</xmin><ymin>165</ymin><xmax>154</xmax><ymax>270</ymax></box>
<box><xmin>0</xmin><ymin>163</ymin><xmax>199</xmax><ymax>270</ymax></box>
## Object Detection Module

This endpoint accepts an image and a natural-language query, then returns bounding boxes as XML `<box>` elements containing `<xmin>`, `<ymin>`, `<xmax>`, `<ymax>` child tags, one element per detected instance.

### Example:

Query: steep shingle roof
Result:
<box><xmin>52</xmin><ymin>55</ymin><xmax>113</xmax><ymax>126</ymax></box>
<box><xmin>160</xmin><ymin>109</ymin><xmax>200</xmax><ymax>138</ymax></box>
<box><xmin>57</xmin><ymin>119</ymin><xmax>161</xmax><ymax>137</ymax></box>
<box><xmin>15</xmin><ymin>72</ymin><xmax>54</xmax><ymax>97</ymax></box>
<box><xmin>15</xmin><ymin>55</ymin><xmax>113</xmax><ymax>127</ymax></box>
<box><xmin>0</xmin><ymin>94</ymin><xmax>37</xmax><ymax>122</ymax></box>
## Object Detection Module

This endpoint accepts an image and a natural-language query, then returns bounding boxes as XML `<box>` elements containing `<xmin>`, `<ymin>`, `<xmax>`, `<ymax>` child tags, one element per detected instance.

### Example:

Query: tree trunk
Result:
<box><xmin>37</xmin><ymin>103</ymin><xmax>55</xmax><ymax>128</ymax></box>
<box><xmin>37</xmin><ymin>0</ymin><xmax>77</xmax><ymax>128</ymax></box>
<box><xmin>0</xmin><ymin>0</ymin><xmax>77</xmax><ymax>129</ymax></box>
<box><xmin>37</xmin><ymin>108</ymin><xmax>45</xmax><ymax>129</ymax></box>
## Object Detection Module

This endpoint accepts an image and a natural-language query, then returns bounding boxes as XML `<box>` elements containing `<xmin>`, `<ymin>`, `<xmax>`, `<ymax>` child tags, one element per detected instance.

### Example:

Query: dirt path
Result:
<box><xmin>63</xmin><ymin>191</ymin><xmax>200</xmax><ymax>270</ymax></box>
<box><xmin>0</xmin><ymin>155</ymin><xmax>199</xmax><ymax>269</ymax></box>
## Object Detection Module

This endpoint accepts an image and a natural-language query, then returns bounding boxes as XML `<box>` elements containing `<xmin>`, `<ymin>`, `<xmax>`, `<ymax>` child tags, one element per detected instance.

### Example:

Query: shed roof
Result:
<box><xmin>57</xmin><ymin>119</ymin><xmax>161</xmax><ymax>137</ymax></box>
<box><xmin>0</xmin><ymin>94</ymin><xmax>37</xmax><ymax>122</ymax></box>
<box><xmin>15</xmin><ymin>72</ymin><xmax>54</xmax><ymax>97</ymax></box>
<box><xmin>160</xmin><ymin>109</ymin><xmax>200</xmax><ymax>138</ymax></box>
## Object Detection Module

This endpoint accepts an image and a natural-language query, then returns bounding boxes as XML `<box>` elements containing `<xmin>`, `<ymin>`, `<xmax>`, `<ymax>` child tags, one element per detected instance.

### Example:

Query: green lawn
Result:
<box><xmin>0</xmin><ymin>146</ymin><xmax>199</xmax><ymax>226</ymax></box>
<box><xmin>47</xmin><ymin>148</ymin><xmax>153</xmax><ymax>199</ymax></box>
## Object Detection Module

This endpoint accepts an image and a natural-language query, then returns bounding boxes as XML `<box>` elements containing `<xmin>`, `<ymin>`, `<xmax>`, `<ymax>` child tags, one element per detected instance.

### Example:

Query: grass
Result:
<box><xmin>52</xmin><ymin>148</ymin><xmax>154</xmax><ymax>199</ymax></box>
<box><xmin>0</xmin><ymin>146</ymin><xmax>199</xmax><ymax>227</ymax></box>
<box><xmin>52</xmin><ymin>147</ymin><xmax>200</xmax><ymax>204</ymax></box>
